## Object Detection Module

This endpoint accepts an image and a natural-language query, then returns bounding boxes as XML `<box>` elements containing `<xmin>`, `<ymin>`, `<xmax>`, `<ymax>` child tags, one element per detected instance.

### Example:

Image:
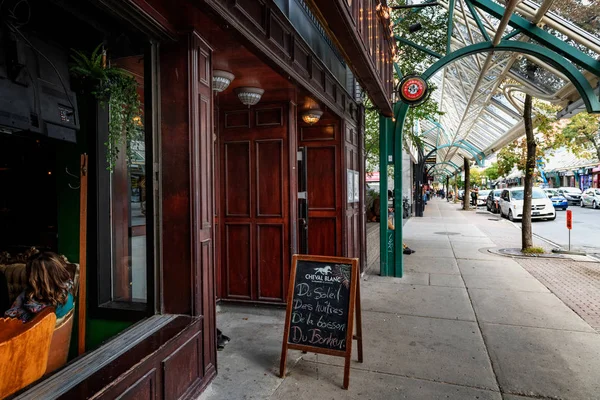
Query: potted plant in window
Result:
<box><xmin>70</xmin><ymin>44</ymin><xmax>143</xmax><ymax>172</ymax></box>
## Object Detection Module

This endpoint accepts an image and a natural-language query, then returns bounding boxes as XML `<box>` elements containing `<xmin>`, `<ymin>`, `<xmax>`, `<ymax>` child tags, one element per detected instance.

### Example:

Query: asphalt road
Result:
<box><xmin>489</xmin><ymin>204</ymin><xmax>600</xmax><ymax>257</ymax></box>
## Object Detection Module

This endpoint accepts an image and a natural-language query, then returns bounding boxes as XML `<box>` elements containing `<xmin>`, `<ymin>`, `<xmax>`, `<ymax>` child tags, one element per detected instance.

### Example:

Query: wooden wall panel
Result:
<box><xmin>256</xmin><ymin>140</ymin><xmax>283</xmax><ymax>217</ymax></box>
<box><xmin>343</xmin><ymin>120</ymin><xmax>362</xmax><ymax>265</ymax></box>
<box><xmin>307</xmin><ymin>147</ymin><xmax>336</xmax><ymax>210</ymax></box>
<box><xmin>257</xmin><ymin>224</ymin><xmax>284</xmax><ymax>301</ymax></box>
<box><xmin>160</xmin><ymin>35</ymin><xmax>193</xmax><ymax>315</ymax></box>
<box><xmin>225</xmin><ymin>224</ymin><xmax>252</xmax><ymax>298</ymax></box>
<box><xmin>224</xmin><ymin>142</ymin><xmax>251</xmax><ymax>217</ymax></box>
<box><xmin>256</xmin><ymin>108</ymin><xmax>283</xmax><ymax>127</ymax></box>
<box><xmin>162</xmin><ymin>333</ymin><xmax>202</xmax><ymax>400</ymax></box>
<box><xmin>225</xmin><ymin>111</ymin><xmax>250</xmax><ymax>128</ymax></box>
<box><xmin>189</xmin><ymin>32</ymin><xmax>216</xmax><ymax>375</ymax></box>
<box><xmin>300</xmin><ymin>124</ymin><xmax>335</xmax><ymax>141</ymax></box>
<box><xmin>115</xmin><ymin>369</ymin><xmax>157</xmax><ymax>400</ymax></box>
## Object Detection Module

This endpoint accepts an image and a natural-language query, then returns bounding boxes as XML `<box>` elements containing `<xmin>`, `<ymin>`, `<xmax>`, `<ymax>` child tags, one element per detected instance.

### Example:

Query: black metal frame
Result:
<box><xmin>88</xmin><ymin>42</ymin><xmax>157</xmax><ymax>321</ymax></box>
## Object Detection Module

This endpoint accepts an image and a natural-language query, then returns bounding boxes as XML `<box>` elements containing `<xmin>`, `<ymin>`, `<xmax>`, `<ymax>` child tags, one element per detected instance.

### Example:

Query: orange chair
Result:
<box><xmin>0</xmin><ymin>260</ymin><xmax>79</xmax><ymax>375</ymax></box>
<box><xmin>0</xmin><ymin>308</ymin><xmax>56</xmax><ymax>399</ymax></box>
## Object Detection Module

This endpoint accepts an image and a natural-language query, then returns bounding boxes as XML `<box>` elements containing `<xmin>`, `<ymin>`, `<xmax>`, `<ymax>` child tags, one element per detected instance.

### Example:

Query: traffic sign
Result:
<box><xmin>566</xmin><ymin>210</ymin><xmax>572</xmax><ymax>230</ymax></box>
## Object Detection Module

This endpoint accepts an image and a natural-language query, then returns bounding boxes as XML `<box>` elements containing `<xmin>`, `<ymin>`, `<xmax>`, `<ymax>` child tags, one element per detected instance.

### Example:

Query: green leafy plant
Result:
<box><xmin>70</xmin><ymin>44</ymin><xmax>143</xmax><ymax>171</ymax></box>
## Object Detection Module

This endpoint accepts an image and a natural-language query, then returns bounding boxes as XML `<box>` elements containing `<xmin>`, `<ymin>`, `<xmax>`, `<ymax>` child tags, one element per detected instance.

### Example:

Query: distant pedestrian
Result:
<box><xmin>470</xmin><ymin>188</ymin><xmax>478</xmax><ymax>206</ymax></box>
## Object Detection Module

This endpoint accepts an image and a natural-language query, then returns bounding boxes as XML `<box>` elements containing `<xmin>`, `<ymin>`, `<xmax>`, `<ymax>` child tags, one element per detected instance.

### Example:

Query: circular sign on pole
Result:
<box><xmin>398</xmin><ymin>75</ymin><xmax>429</xmax><ymax>106</ymax></box>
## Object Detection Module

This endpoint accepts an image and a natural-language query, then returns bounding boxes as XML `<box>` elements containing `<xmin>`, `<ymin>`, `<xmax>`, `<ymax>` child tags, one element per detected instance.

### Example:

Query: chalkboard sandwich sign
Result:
<box><xmin>279</xmin><ymin>254</ymin><xmax>363</xmax><ymax>389</ymax></box>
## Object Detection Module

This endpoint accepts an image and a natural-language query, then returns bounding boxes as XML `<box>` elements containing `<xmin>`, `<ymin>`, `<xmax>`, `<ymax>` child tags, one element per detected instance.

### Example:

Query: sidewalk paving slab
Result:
<box><xmin>429</xmin><ymin>273</ymin><xmax>466</xmax><ymax>288</ymax></box>
<box><xmin>301</xmin><ymin>312</ymin><xmax>499</xmax><ymax>390</ymax></box>
<box><xmin>482</xmin><ymin>323</ymin><xmax>600</xmax><ymax>399</ymax></box>
<box><xmin>271</xmin><ymin>361</ymin><xmax>502</xmax><ymax>400</ymax></box>
<box><xmin>404</xmin><ymin>257</ymin><xmax>460</xmax><ymax>275</ymax></box>
<box><xmin>469</xmin><ymin>288</ymin><xmax>596</xmax><ymax>332</ymax></box>
<box><xmin>458</xmin><ymin>259</ymin><xmax>532</xmax><ymax>278</ymax></box>
<box><xmin>365</xmin><ymin>273</ymin><xmax>429</xmax><ymax>286</ymax></box>
<box><xmin>462</xmin><ymin>274</ymin><xmax>550</xmax><ymax>292</ymax></box>
<box><xmin>362</xmin><ymin>282</ymin><xmax>476</xmax><ymax>321</ymax></box>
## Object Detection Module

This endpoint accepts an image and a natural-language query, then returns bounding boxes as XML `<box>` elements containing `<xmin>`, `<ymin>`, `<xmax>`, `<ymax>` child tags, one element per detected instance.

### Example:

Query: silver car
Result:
<box><xmin>581</xmin><ymin>188</ymin><xmax>600</xmax><ymax>209</ymax></box>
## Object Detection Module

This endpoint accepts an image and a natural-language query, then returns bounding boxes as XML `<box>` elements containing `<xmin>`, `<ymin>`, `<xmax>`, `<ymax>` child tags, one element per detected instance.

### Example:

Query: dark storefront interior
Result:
<box><xmin>0</xmin><ymin>0</ymin><xmax>393</xmax><ymax>397</ymax></box>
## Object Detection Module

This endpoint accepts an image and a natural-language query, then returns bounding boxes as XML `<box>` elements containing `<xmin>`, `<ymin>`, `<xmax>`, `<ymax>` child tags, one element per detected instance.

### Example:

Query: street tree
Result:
<box><xmin>522</xmin><ymin>94</ymin><xmax>535</xmax><ymax>250</ymax></box>
<box><xmin>484</xmin><ymin>162</ymin><xmax>500</xmax><ymax>182</ymax></box>
<box><xmin>562</xmin><ymin>112</ymin><xmax>600</xmax><ymax>162</ymax></box>
<box><xmin>364</xmin><ymin>99</ymin><xmax>380</xmax><ymax>172</ymax></box>
<box><xmin>363</xmin><ymin>2</ymin><xmax>446</xmax><ymax>181</ymax></box>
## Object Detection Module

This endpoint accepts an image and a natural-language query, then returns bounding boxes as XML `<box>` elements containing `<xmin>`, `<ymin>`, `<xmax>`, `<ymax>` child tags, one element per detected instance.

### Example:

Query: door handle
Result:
<box><xmin>299</xmin><ymin>218</ymin><xmax>307</xmax><ymax>227</ymax></box>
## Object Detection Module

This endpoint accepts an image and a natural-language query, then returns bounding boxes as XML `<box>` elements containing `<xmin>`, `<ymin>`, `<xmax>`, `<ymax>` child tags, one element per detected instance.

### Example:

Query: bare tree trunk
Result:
<box><xmin>522</xmin><ymin>94</ymin><xmax>535</xmax><ymax>250</ymax></box>
<box><xmin>463</xmin><ymin>158</ymin><xmax>470</xmax><ymax>210</ymax></box>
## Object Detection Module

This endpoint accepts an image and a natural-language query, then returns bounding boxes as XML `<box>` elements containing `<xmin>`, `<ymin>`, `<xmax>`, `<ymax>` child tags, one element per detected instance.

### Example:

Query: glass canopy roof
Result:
<box><xmin>392</xmin><ymin>0</ymin><xmax>600</xmax><ymax>176</ymax></box>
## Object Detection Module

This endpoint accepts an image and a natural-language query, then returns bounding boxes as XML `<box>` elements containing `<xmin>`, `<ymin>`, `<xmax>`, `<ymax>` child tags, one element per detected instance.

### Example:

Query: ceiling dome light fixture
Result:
<box><xmin>212</xmin><ymin>70</ymin><xmax>235</xmax><ymax>92</ymax></box>
<box><xmin>302</xmin><ymin>109</ymin><xmax>323</xmax><ymax>125</ymax></box>
<box><xmin>234</xmin><ymin>87</ymin><xmax>264</xmax><ymax>107</ymax></box>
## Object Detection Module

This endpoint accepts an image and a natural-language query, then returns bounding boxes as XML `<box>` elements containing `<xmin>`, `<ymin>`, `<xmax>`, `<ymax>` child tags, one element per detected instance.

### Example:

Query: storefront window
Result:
<box><xmin>92</xmin><ymin>46</ymin><xmax>155</xmax><ymax>316</ymax></box>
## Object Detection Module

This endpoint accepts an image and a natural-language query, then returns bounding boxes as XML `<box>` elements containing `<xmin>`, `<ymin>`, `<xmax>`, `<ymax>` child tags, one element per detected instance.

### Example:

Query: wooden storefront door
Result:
<box><xmin>219</xmin><ymin>104</ymin><xmax>291</xmax><ymax>303</ymax></box>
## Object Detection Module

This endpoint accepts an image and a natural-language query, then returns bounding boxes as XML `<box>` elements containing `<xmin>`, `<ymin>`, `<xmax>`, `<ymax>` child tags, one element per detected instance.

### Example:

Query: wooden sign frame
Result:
<box><xmin>279</xmin><ymin>254</ymin><xmax>363</xmax><ymax>389</ymax></box>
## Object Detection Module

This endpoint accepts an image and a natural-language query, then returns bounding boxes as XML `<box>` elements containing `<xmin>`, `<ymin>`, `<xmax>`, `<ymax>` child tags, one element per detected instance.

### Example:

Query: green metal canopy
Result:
<box><xmin>378</xmin><ymin>0</ymin><xmax>600</xmax><ymax>277</ymax></box>
<box><xmin>394</xmin><ymin>0</ymin><xmax>600</xmax><ymax>177</ymax></box>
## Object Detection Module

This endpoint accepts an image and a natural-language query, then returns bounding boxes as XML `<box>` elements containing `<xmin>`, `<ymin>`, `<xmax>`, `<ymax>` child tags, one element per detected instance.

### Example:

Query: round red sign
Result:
<box><xmin>399</xmin><ymin>75</ymin><xmax>429</xmax><ymax>106</ymax></box>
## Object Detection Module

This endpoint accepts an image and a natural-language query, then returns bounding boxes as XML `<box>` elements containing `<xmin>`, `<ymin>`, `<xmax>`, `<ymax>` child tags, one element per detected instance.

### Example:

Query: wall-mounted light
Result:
<box><xmin>302</xmin><ymin>109</ymin><xmax>323</xmax><ymax>125</ymax></box>
<box><xmin>212</xmin><ymin>70</ymin><xmax>235</xmax><ymax>92</ymax></box>
<box><xmin>234</xmin><ymin>87</ymin><xmax>264</xmax><ymax>107</ymax></box>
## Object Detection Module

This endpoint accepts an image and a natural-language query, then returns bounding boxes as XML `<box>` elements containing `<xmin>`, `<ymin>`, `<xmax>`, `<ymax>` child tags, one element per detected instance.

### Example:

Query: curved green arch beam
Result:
<box><xmin>435</xmin><ymin>143</ymin><xmax>485</xmax><ymax>166</ymax></box>
<box><xmin>421</xmin><ymin>41</ymin><xmax>600</xmax><ymax>113</ymax></box>
<box><xmin>427</xmin><ymin>162</ymin><xmax>461</xmax><ymax>175</ymax></box>
<box><xmin>381</xmin><ymin>40</ymin><xmax>600</xmax><ymax>278</ymax></box>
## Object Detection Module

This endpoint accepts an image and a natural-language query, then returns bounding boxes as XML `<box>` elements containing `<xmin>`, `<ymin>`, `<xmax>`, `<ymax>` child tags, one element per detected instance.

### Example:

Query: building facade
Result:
<box><xmin>0</xmin><ymin>0</ymin><xmax>394</xmax><ymax>398</ymax></box>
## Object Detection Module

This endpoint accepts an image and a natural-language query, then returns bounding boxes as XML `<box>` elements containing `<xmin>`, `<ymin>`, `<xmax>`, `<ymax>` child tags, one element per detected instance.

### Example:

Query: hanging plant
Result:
<box><xmin>70</xmin><ymin>44</ymin><xmax>144</xmax><ymax>172</ymax></box>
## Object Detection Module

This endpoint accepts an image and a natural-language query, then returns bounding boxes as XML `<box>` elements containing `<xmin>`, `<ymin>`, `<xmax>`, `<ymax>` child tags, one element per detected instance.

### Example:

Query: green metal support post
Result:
<box><xmin>379</xmin><ymin>115</ymin><xmax>390</xmax><ymax>276</ymax></box>
<box><xmin>393</xmin><ymin>111</ymin><xmax>404</xmax><ymax>277</ymax></box>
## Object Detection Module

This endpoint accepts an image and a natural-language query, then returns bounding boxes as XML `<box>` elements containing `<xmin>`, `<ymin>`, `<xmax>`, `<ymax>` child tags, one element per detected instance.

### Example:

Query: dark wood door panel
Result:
<box><xmin>224</xmin><ymin>141</ymin><xmax>251</xmax><ymax>217</ymax></box>
<box><xmin>225</xmin><ymin>223</ymin><xmax>252</xmax><ymax>299</ymax></box>
<box><xmin>257</xmin><ymin>223</ymin><xmax>285</xmax><ymax>301</ymax></box>
<box><xmin>256</xmin><ymin>139</ymin><xmax>284</xmax><ymax>217</ymax></box>
<box><xmin>219</xmin><ymin>103</ymin><xmax>290</xmax><ymax>304</ymax></box>
<box><xmin>307</xmin><ymin>217</ymin><xmax>337</xmax><ymax>256</ymax></box>
<box><xmin>306</xmin><ymin>146</ymin><xmax>337</xmax><ymax>210</ymax></box>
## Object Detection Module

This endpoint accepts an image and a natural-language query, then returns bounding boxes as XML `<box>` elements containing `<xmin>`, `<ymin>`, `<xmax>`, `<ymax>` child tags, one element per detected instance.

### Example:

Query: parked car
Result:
<box><xmin>581</xmin><ymin>188</ymin><xmax>600</xmax><ymax>209</ymax></box>
<box><xmin>499</xmin><ymin>187</ymin><xmax>556</xmax><ymax>221</ymax></box>
<box><xmin>544</xmin><ymin>189</ymin><xmax>568</xmax><ymax>210</ymax></box>
<box><xmin>556</xmin><ymin>187</ymin><xmax>583</xmax><ymax>205</ymax></box>
<box><xmin>477</xmin><ymin>190</ymin><xmax>490</xmax><ymax>207</ymax></box>
<box><xmin>457</xmin><ymin>189</ymin><xmax>465</xmax><ymax>200</ymax></box>
<box><xmin>486</xmin><ymin>189</ymin><xmax>502</xmax><ymax>213</ymax></box>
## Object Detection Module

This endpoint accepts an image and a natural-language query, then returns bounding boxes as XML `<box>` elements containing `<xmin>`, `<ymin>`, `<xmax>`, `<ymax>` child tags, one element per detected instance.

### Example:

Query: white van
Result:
<box><xmin>499</xmin><ymin>187</ymin><xmax>556</xmax><ymax>222</ymax></box>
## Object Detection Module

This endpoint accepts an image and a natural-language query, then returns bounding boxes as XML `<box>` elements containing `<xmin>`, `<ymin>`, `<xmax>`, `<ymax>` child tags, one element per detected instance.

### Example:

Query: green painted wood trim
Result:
<box><xmin>446</xmin><ymin>0</ymin><xmax>456</xmax><ymax>55</ymax></box>
<box><xmin>470</xmin><ymin>0</ymin><xmax>600</xmax><ymax>76</ymax></box>
<box><xmin>422</xmin><ymin>41</ymin><xmax>600</xmax><ymax>113</ymax></box>
<box><xmin>379</xmin><ymin>115</ymin><xmax>390</xmax><ymax>276</ymax></box>
<box><xmin>395</xmin><ymin>36</ymin><xmax>443</xmax><ymax>59</ymax></box>
<box><xmin>465</xmin><ymin>0</ymin><xmax>490</xmax><ymax>41</ymax></box>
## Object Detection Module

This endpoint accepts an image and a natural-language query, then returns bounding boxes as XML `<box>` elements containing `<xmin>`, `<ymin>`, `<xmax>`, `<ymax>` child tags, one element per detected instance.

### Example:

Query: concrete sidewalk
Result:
<box><xmin>200</xmin><ymin>198</ymin><xmax>600</xmax><ymax>400</ymax></box>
